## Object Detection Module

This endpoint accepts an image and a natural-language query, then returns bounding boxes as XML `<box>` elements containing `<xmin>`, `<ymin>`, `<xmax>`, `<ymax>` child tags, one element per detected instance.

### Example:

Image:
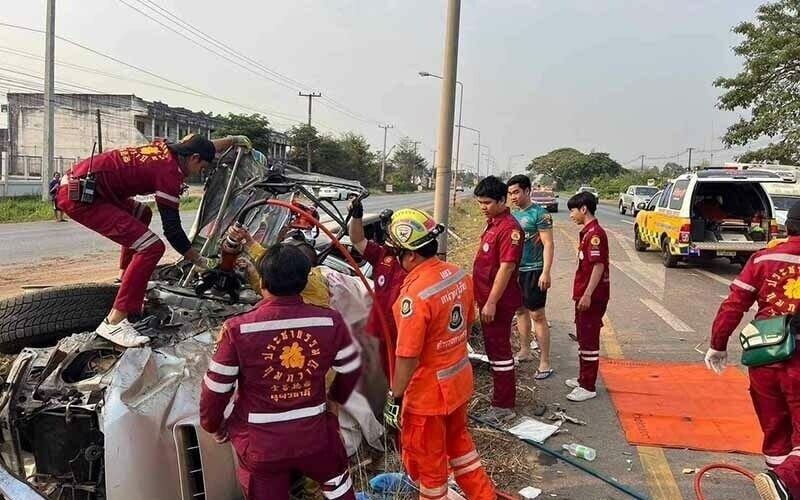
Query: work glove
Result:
<box><xmin>196</xmin><ymin>256</ymin><xmax>218</xmax><ymax>270</ymax></box>
<box><xmin>383</xmin><ymin>391</ymin><xmax>403</xmax><ymax>430</ymax></box>
<box><xmin>229</xmin><ymin>135</ymin><xmax>252</xmax><ymax>151</ymax></box>
<box><xmin>704</xmin><ymin>348</ymin><xmax>728</xmax><ymax>374</ymax></box>
<box><xmin>348</xmin><ymin>198</ymin><xmax>364</xmax><ymax>219</ymax></box>
<box><xmin>379</xmin><ymin>209</ymin><xmax>394</xmax><ymax>227</ymax></box>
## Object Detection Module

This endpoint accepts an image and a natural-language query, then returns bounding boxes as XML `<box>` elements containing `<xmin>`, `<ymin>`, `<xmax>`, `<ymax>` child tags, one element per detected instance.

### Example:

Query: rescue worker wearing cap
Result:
<box><xmin>472</xmin><ymin>176</ymin><xmax>524</xmax><ymax>423</ymax></box>
<box><xmin>707</xmin><ymin>201</ymin><xmax>800</xmax><ymax>500</ymax></box>
<box><xmin>200</xmin><ymin>243</ymin><xmax>361</xmax><ymax>500</ymax></box>
<box><xmin>383</xmin><ymin>208</ymin><xmax>496</xmax><ymax>500</ymax></box>
<box><xmin>348</xmin><ymin>200</ymin><xmax>407</xmax><ymax>380</ymax></box>
<box><xmin>56</xmin><ymin>134</ymin><xmax>251</xmax><ymax>348</ymax></box>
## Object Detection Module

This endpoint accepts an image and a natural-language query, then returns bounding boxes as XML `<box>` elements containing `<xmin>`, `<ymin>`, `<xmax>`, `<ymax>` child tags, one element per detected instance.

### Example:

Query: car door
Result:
<box><xmin>639</xmin><ymin>190</ymin><xmax>663</xmax><ymax>246</ymax></box>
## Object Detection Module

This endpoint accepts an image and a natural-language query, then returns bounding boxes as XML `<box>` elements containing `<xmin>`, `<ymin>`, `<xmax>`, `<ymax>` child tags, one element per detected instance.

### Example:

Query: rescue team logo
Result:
<box><xmin>261</xmin><ymin>329</ymin><xmax>320</xmax><ymax>403</ymax></box>
<box><xmin>119</xmin><ymin>142</ymin><xmax>170</xmax><ymax>165</ymax></box>
<box><xmin>542</xmin><ymin>214</ymin><xmax>553</xmax><ymax>225</ymax></box>
<box><xmin>383</xmin><ymin>256</ymin><xmax>394</xmax><ymax>265</ymax></box>
<box><xmin>377</xmin><ymin>275</ymin><xmax>386</xmax><ymax>288</ymax></box>
<box><xmin>763</xmin><ymin>266</ymin><xmax>800</xmax><ymax>313</ymax></box>
<box><xmin>400</xmin><ymin>298</ymin><xmax>413</xmax><ymax>317</ymax></box>
<box><xmin>511</xmin><ymin>230</ymin><xmax>522</xmax><ymax>246</ymax></box>
<box><xmin>590</xmin><ymin>235</ymin><xmax>601</xmax><ymax>247</ymax></box>
<box><xmin>395</xmin><ymin>223</ymin><xmax>414</xmax><ymax>242</ymax></box>
<box><xmin>448</xmin><ymin>304</ymin><xmax>464</xmax><ymax>332</ymax></box>
<box><xmin>482</xmin><ymin>242</ymin><xmax>490</xmax><ymax>253</ymax></box>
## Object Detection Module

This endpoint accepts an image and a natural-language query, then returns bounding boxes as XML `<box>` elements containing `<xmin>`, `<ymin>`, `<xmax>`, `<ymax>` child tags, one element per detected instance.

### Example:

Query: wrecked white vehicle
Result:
<box><xmin>0</xmin><ymin>148</ymin><xmax>388</xmax><ymax>500</ymax></box>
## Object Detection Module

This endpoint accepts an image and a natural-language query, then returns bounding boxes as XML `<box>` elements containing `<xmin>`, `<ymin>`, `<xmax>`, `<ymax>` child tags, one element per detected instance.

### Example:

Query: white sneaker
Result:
<box><xmin>565</xmin><ymin>378</ymin><xmax>579</xmax><ymax>389</ymax></box>
<box><xmin>566</xmin><ymin>386</ymin><xmax>597</xmax><ymax>402</ymax></box>
<box><xmin>95</xmin><ymin>319</ymin><xmax>150</xmax><ymax>348</ymax></box>
<box><xmin>530</xmin><ymin>339</ymin><xmax>540</xmax><ymax>350</ymax></box>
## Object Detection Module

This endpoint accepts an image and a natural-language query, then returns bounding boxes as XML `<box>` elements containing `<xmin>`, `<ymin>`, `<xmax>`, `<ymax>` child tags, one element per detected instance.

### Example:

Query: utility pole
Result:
<box><xmin>412</xmin><ymin>140</ymin><xmax>422</xmax><ymax>186</ymax></box>
<box><xmin>41</xmin><ymin>0</ymin><xmax>55</xmax><ymax>201</ymax></box>
<box><xmin>640</xmin><ymin>155</ymin><xmax>645</xmax><ymax>172</ymax></box>
<box><xmin>687</xmin><ymin>147</ymin><xmax>694</xmax><ymax>171</ymax></box>
<box><xmin>96</xmin><ymin>109</ymin><xmax>103</xmax><ymax>153</ymax></box>
<box><xmin>378</xmin><ymin>124</ymin><xmax>393</xmax><ymax>182</ymax></box>
<box><xmin>298</xmin><ymin>91</ymin><xmax>322</xmax><ymax>173</ymax></box>
<box><xmin>433</xmin><ymin>0</ymin><xmax>461</xmax><ymax>259</ymax></box>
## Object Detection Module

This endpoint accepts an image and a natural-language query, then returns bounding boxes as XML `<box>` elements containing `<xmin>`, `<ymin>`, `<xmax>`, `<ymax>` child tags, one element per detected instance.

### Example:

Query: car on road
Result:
<box><xmin>575</xmin><ymin>186</ymin><xmax>599</xmax><ymax>198</ymax></box>
<box><xmin>531</xmin><ymin>189</ymin><xmax>558</xmax><ymax>212</ymax></box>
<box><xmin>0</xmin><ymin>151</ymin><xmax>387</xmax><ymax>500</ymax></box>
<box><xmin>633</xmin><ymin>165</ymin><xmax>785</xmax><ymax>268</ymax></box>
<box><xmin>318</xmin><ymin>185</ymin><xmax>359</xmax><ymax>201</ymax></box>
<box><xmin>619</xmin><ymin>185</ymin><xmax>659</xmax><ymax>216</ymax></box>
<box><xmin>763</xmin><ymin>182</ymin><xmax>800</xmax><ymax>236</ymax></box>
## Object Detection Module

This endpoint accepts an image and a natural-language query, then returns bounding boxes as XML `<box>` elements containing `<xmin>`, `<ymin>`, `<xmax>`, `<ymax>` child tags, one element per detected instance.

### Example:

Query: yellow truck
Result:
<box><xmin>634</xmin><ymin>166</ymin><xmax>785</xmax><ymax>267</ymax></box>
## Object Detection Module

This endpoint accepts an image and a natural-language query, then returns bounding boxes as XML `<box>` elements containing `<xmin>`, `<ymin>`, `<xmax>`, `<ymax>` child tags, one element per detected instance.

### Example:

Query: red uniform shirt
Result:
<box><xmin>199</xmin><ymin>296</ymin><xmax>362</xmax><ymax>462</ymax></box>
<box><xmin>711</xmin><ymin>237</ymin><xmax>800</xmax><ymax>351</ymax></box>
<box><xmin>394</xmin><ymin>258</ymin><xmax>475</xmax><ymax>416</ymax></box>
<box><xmin>472</xmin><ymin>208</ymin><xmax>523</xmax><ymax>309</ymax></box>
<box><xmin>362</xmin><ymin>241</ymin><xmax>406</xmax><ymax>341</ymax></box>
<box><xmin>70</xmin><ymin>140</ymin><xmax>184</xmax><ymax>209</ymax></box>
<box><xmin>573</xmin><ymin>219</ymin><xmax>610</xmax><ymax>301</ymax></box>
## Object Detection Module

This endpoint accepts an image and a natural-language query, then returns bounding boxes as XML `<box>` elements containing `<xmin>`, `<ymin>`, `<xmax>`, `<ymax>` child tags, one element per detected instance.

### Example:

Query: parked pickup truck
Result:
<box><xmin>619</xmin><ymin>185</ymin><xmax>659</xmax><ymax>216</ymax></box>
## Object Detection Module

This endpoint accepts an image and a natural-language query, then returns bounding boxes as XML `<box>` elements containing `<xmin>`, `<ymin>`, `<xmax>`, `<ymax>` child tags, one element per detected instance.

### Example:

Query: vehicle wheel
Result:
<box><xmin>0</xmin><ymin>283</ymin><xmax>118</xmax><ymax>354</ymax></box>
<box><xmin>619</xmin><ymin>202</ymin><xmax>626</xmax><ymax>215</ymax></box>
<box><xmin>346</xmin><ymin>193</ymin><xmax>357</xmax><ymax>200</ymax></box>
<box><xmin>661</xmin><ymin>238</ymin><xmax>679</xmax><ymax>268</ymax></box>
<box><xmin>634</xmin><ymin>226</ymin><xmax>648</xmax><ymax>251</ymax></box>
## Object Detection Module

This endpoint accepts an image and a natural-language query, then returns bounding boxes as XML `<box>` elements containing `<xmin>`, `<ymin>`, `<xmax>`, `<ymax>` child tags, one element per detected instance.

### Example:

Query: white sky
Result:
<box><xmin>0</xmin><ymin>0</ymin><xmax>768</xmax><ymax>173</ymax></box>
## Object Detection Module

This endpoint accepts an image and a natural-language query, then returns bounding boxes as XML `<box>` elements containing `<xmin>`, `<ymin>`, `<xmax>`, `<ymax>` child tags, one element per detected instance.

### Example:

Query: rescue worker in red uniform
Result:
<box><xmin>200</xmin><ymin>243</ymin><xmax>361</xmax><ymax>500</ymax></box>
<box><xmin>566</xmin><ymin>191</ymin><xmax>609</xmax><ymax>402</ymax></box>
<box><xmin>473</xmin><ymin>176</ymin><xmax>523</xmax><ymax>422</ymax></box>
<box><xmin>348</xmin><ymin>200</ymin><xmax>406</xmax><ymax>379</ymax></box>
<box><xmin>707</xmin><ymin>202</ymin><xmax>800</xmax><ymax>500</ymax></box>
<box><xmin>56</xmin><ymin>134</ymin><xmax>251</xmax><ymax>347</ymax></box>
<box><xmin>383</xmin><ymin>209</ymin><xmax>496</xmax><ymax>500</ymax></box>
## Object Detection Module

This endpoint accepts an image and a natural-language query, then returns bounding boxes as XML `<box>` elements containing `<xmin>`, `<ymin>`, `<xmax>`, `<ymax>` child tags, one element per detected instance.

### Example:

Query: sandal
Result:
<box><xmin>534</xmin><ymin>368</ymin><xmax>554</xmax><ymax>380</ymax></box>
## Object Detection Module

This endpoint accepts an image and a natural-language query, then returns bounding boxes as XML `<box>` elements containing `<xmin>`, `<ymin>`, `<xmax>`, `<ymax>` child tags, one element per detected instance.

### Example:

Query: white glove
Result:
<box><xmin>195</xmin><ymin>257</ymin><xmax>218</xmax><ymax>270</ymax></box>
<box><xmin>229</xmin><ymin>135</ymin><xmax>252</xmax><ymax>151</ymax></box>
<box><xmin>704</xmin><ymin>348</ymin><xmax>728</xmax><ymax>374</ymax></box>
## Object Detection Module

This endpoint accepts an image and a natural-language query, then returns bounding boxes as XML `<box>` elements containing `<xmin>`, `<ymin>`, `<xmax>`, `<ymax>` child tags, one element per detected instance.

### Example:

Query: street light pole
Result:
<box><xmin>430</xmin><ymin>0</ymin><xmax>461</xmax><ymax>258</ymax></box>
<box><xmin>42</xmin><ymin>0</ymin><xmax>55</xmax><ymax>201</ymax></box>
<box><xmin>378</xmin><ymin>124</ymin><xmax>393</xmax><ymax>182</ymax></box>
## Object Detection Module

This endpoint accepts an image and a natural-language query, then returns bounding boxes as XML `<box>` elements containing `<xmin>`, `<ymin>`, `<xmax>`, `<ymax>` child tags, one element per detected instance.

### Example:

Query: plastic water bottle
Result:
<box><xmin>562</xmin><ymin>443</ymin><xmax>596</xmax><ymax>461</ymax></box>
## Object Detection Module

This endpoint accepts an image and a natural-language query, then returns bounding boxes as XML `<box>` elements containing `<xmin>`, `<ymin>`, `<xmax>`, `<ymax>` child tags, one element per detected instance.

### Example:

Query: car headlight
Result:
<box><xmin>637</xmin><ymin>202</ymin><xmax>646</xmax><ymax>209</ymax></box>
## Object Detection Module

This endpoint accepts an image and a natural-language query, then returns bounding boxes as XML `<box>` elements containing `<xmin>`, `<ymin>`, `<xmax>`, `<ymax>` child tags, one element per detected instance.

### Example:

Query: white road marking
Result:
<box><xmin>619</xmin><ymin>219</ymin><xmax>635</xmax><ymax>225</ymax></box>
<box><xmin>693</xmin><ymin>269</ymin><xmax>732</xmax><ymax>286</ymax></box>
<box><xmin>640</xmin><ymin>298</ymin><xmax>695</xmax><ymax>332</ymax></box>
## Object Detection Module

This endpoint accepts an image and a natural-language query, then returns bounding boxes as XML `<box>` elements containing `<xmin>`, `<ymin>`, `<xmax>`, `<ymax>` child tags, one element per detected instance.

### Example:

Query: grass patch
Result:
<box><xmin>0</xmin><ymin>195</ymin><xmax>202</xmax><ymax>223</ymax></box>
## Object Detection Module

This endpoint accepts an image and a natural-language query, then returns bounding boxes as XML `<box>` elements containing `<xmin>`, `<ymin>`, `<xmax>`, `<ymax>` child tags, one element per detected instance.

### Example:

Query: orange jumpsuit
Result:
<box><xmin>394</xmin><ymin>258</ymin><xmax>496</xmax><ymax>500</ymax></box>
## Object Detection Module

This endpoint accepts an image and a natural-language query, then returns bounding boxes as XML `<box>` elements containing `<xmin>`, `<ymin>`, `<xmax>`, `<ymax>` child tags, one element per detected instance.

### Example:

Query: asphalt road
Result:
<box><xmin>0</xmin><ymin>190</ymin><xmax>467</xmax><ymax>265</ymax></box>
<box><xmin>522</xmin><ymin>200</ymin><xmax>761</xmax><ymax>499</ymax></box>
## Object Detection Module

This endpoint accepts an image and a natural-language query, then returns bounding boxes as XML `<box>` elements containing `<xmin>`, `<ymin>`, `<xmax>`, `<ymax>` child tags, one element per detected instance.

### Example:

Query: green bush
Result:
<box><xmin>0</xmin><ymin>195</ymin><xmax>202</xmax><ymax>223</ymax></box>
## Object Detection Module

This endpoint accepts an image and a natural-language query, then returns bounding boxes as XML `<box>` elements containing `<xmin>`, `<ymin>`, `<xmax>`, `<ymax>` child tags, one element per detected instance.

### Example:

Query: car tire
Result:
<box><xmin>634</xmin><ymin>226</ymin><xmax>648</xmax><ymax>251</ymax></box>
<box><xmin>0</xmin><ymin>283</ymin><xmax>118</xmax><ymax>354</ymax></box>
<box><xmin>619</xmin><ymin>202</ymin><xmax>626</xmax><ymax>215</ymax></box>
<box><xmin>661</xmin><ymin>238</ymin><xmax>679</xmax><ymax>268</ymax></box>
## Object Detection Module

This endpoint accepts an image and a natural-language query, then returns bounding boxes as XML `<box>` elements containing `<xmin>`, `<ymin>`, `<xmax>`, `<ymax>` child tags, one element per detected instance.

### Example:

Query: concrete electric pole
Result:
<box><xmin>298</xmin><ymin>91</ymin><xmax>322</xmax><ymax>173</ymax></box>
<box><xmin>432</xmin><ymin>0</ymin><xmax>461</xmax><ymax>259</ymax></box>
<box><xmin>42</xmin><ymin>0</ymin><xmax>55</xmax><ymax>201</ymax></box>
<box><xmin>96</xmin><ymin>109</ymin><xmax>103</xmax><ymax>153</ymax></box>
<box><xmin>378</xmin><ymin>124</ymin><xmax>393</xmax><ymax>182</ymax></box>
<box><xmin>687</xmin><ymin>147</ymin><xmax>694</xmax><ymax>171</ymax></box>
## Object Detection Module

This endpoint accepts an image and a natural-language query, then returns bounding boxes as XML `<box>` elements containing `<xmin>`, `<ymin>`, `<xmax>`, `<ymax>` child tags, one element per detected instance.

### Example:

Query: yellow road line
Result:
<box><xmin>601</xmin><ymin>315</ymin><xmax>684</xmax><ymax>500</ymax></box>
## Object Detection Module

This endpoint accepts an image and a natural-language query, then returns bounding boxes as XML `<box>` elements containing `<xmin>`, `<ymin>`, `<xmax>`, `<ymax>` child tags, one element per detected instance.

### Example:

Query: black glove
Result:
<box><xmin>384</xmin><ymin>391</ymin><xmax>403</xmax><ymax>430</ymax></box>
<box><xmin>379</xmin><ymin>209</ymin><xmax>394</xmax><ymax>227</ymax></box>
<box><xmin>349</xmin><ymin>199</ymin><xmax>364</xmax><ymax>219</ymax></box>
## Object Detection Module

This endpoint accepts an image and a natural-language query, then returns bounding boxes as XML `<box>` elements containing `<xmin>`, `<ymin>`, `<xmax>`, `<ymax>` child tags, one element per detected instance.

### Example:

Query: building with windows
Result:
<box><xmin>0</xmin><ymin>93</ymin><xmax>289</xmax><ymax>196</ymax></box>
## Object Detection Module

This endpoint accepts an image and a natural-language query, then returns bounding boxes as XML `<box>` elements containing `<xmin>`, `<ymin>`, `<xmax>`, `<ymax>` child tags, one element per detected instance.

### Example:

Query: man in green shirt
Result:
<box><xmin>507</xmin><ymin>175</ymin><xmax>555</xmax><ymax>380</ymax></box>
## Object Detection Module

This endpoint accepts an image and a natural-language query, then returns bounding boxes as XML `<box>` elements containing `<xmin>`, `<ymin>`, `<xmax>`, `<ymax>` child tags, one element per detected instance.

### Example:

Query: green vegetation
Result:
<box><xmin>0</xmin><ymin>195</ymin><xmax>202</xmax><ymax>224</ymax></box>
<box><xmin>715</xmin><ymin>0</ymin><xmax>800</xmax><ymax>163</ymax></box>
<box><xmin>527</xmin><ymin>148</ymin><xmax>624</xmax><ymax>190</ymax></box>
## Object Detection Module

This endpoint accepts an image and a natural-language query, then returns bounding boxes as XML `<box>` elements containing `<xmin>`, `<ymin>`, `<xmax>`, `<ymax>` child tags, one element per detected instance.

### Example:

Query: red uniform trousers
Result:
<box><xmin>402</xmin><ymin>404</ymin><xmax>496</xmax><ymax>500</ymax></box>
<box><xmin>574</xmin><ymin>300</ymin><xmax>607</xmax><ymax>392</ymax></box>
<box><xmin>749</xmin><ymin>353</ymin><xmax>800</xmax><ymax>498</ymax></box>
<box><xmin>57</xmin><ymin>187</ymin><xmax>165</xmax><ymax>314</ymax></box>
<box><xmin>480</xmin><ymin>305</ymin><xmax>516</xmax><ymax>409</ymax></box>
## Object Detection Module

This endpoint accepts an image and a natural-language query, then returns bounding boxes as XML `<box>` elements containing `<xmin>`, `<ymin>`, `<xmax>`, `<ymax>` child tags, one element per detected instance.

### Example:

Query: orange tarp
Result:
<box><xmin>599</xmin><ymin>358</ymin><xmax>762</xmax><ymax>455</ymax></box>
